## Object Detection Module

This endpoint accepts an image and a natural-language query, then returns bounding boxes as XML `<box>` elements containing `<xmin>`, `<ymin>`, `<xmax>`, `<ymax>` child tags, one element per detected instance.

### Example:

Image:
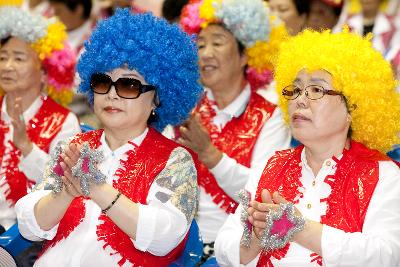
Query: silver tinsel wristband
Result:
<box><xmin>71</xmin><ymin>142</ymin><xmax>106</xmax><ymax>196</ymax></box>
<box><xmin>44</xmin><ymin>141</ymin><xmax>67</xmax><ymax>195</ymax></box>
<box><xmin>259</xmin><ymin>202</ymin><xmax>305</xmax><ymax>251</ymax></box>
<box><xmin>238</xmin><ymin>189</ymin><xmax>253</xmax><ymax>247</ymax></box>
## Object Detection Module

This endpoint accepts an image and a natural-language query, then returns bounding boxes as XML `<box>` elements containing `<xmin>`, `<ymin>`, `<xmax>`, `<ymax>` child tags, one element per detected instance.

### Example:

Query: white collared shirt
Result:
<box><xmin>215</xmin><ymin>148</ymin><xmax>400</xmax><ymax>267</ymax></box>
<box><xmin>15</xmin><ymin>129</ymin><xmax>198</xmax><ymax>267</ymax></box>
<box><xmin>0</xmin><ymin>95</ymin><xmax>80</xmax><ymax>230</ymax></box>
<box><xmin>197</xmin><ymin>85</ymin><xmax>291</xmax><ymax>243</ymax></box>
<box><xmin>344</xmin><ymin>12</ymin><xmax>400</xmax><ymax>58</ymax></box>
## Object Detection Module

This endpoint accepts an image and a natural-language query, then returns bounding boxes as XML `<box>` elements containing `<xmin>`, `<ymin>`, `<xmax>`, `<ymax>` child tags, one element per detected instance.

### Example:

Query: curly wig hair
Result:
<box><xmin>275</xmin><ymin>29</ymin><xmax>400</xmax><ymax>153</ymax></box>
<box><xmin>180</xmin><ymin>0</ymin><xmax>288</xmax><ymax>89</ymax></box>
<box><xmin>0</xmin><ymin>6</ymin><xmax>75</xmax><ymax>106</ymax></box>
<box><xmin>77</xmin><ymin>9</ymin><xmax>203</xmax><ymax>132</ymax></box>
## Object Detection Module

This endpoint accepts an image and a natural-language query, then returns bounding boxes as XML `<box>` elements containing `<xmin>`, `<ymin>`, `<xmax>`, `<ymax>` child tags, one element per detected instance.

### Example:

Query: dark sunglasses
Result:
<box><xmin>90</xmin><ymin>73</ymin><xmax>156</xmax><ymax>99</ymax></box>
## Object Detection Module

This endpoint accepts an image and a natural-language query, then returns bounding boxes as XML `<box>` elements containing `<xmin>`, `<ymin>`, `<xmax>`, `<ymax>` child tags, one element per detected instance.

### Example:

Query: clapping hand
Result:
<box><xmin>60</xmin><ymin>143</ymin><xmax>83</xmax><ymax>197</ymax></box>
<box><xmin>178</xmin><ymin>113</ymin><xmax>222</xmax><ymax>168</ymax></box>
<box><xmin>8</xmin><ymin>97</ymin><xmax>32</xmax><ymax>156</ymax></box>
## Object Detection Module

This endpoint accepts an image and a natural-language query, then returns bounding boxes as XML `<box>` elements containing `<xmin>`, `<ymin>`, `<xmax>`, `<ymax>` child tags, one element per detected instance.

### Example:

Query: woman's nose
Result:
<box><xmin>295</xmin><ymin>90</ymin><xmax>309</xmax><ymax>108</ymax></box>
<box><xmin>107</xmin><ymin>85</ymin><xmax>119</xmax><ymax>99</ymax></box>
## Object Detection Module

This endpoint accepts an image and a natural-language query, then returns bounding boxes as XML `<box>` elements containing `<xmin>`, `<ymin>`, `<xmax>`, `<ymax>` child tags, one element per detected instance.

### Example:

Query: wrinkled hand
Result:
<box><xmin>178</xmin><ymin>114</ymin><xmax>222</xmax><ymax>168</ymax></box>
<box><xmin>60</xmin><ymin>143</ymin><xmax>83</xmax><ymax>197</ymax></box>
<box><xmin>248</xmin><ymin>190</ymin><xmax>302</xmax><ymax>240</ymax></box>
<box><xmin>9</xmin><ymin>97</ymin><xmax>32</xmax><ymax>156</ymax></box>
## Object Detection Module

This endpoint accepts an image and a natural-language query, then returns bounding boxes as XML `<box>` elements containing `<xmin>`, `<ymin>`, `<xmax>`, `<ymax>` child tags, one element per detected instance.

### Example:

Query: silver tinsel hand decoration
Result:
<box><xmin>238</xmin><ymin>189</ymin><xmax>253</xmax><ymax>247</ymax></box>
<box><xmin>44</xmin><ymin>141</ymin><xmax>66</xmax><ymax>195</ymax></box>
<box><xmin>259</xmin><ymin>202</ymin><xmax>305</xmax><ymax>251</ymax></box>
<box><xmin>71</xmin><ymin>142</ymin><xmax>106</xmax><ymax>196</ymax></box>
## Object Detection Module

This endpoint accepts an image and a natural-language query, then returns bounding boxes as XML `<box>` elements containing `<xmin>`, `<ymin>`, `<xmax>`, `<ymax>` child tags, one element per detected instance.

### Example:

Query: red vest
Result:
<box><xmin>195</xmin><ymin>92</ymin><xmax>276</xmax><ymax>213</ymax></box>
<box><xmin>0</xmin><ymin>96</ymin><xmax>69</xmax><ymax>204</ymax></box>
<box><xmin>42</xmin><ymin>128</ymin><xmax>189</xmax><ymax>266</ymax></box>
<box><xmin>254</xmin><ymin>141</ymin><xmax>391</xmax><ymax>266</ymax></box>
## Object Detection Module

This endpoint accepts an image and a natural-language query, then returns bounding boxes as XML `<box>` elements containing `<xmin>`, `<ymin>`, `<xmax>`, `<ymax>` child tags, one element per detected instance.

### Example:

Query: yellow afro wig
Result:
<box><xmin>348</xmin><ymin>0</ymin><xmax>389</xmax><ymax>14</ymax></box>
<box><xmin>275</xmin><ymin>29</ymin><xmax>400</xmax><ymax>153</ymax></box>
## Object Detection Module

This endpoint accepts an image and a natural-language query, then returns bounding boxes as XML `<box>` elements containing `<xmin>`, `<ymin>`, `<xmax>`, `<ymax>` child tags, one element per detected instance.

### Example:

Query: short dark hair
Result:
<box><xmin>293</xmin><ymin>0</ymin><xmax>311</xmax><ymax>16</ymax></box>
<box><xmin>0</xmin><ymin>36</ymin><xmax>11</xmax><ymax>46</ymax></box>
<box><xmin>162</xmin><ymin>0</ymin><xmax>189</xmax><ymax>22</ymax></box>
<box><xmin>49</xmin><ymin>0</ymin><xmax>92</xmax><ymax>19</ymax></box>
<box><xmin>332</xmin><ymin>6</ymin><xmax>342</xmax><ymax>17</ymax></box>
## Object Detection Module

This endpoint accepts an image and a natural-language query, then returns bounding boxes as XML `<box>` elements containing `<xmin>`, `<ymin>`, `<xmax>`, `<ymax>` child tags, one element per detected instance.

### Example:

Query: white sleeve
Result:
<box><xmin>321</xmin><ymin>161</ymin><xmax>400</xmax><ymax>267</ymax></box>
<box><xmin>15</xmin><ymin>190</ymin><xmax>59</xmax><ymax>242</ymax></box>
<box><xmin>215</xmin><ymin>170</ymin><xmax>263</xmax><ymax>267</ymax></box>
<box><xmin>210</xmin><ymin>108</ymin><xmax>291</xmax><ymax>201</ymax></box>
<box><xmin>18</xmin><ymin>112</ymin><xmax>81</xmax><ymax>183</ymax></box>
<box><xmin>134</xmin><ymin>147</ymin><xmax>198</xmax><ymax>256</ymax></box>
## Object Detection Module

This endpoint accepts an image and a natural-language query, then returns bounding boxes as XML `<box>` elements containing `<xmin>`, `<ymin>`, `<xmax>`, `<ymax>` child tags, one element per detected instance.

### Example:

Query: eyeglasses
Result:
<box><xmin>90</xmin><ymin>73</ymin><xmax>156</xmax><ymax>99</ymax></box>
<box><xmin>282</xmin><ymin>84</ymin><xmax>342</xmax><ymax>100</ymax></box>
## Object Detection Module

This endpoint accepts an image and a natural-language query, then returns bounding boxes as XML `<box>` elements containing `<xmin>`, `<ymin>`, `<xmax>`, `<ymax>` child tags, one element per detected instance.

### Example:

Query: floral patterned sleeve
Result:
<box><xmin>135</xmin><ymin>146</ymin><xmax>199</xmax><ymax>256</ymax></box>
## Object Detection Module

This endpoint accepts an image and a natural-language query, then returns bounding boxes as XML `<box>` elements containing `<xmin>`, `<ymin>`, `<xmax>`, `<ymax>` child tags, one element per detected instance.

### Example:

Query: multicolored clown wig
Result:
<box><xmin>180</xmin><ymin>0</ymin><xmax>288</xmax><ymax>90</ymax></box>
<box><xmin>275</xmin><ymin>29</ymin><xmax>400</xmax><ymax>152</ymax></box>
<box><xmin>77</xmin><ymin>9</ymin><xmax>202</xmax><ymax>132</ymax></box>
<box><xmin>0</xmin><ymin>6</ymin><xmax>75</xmax><ymax>106</ymax></box>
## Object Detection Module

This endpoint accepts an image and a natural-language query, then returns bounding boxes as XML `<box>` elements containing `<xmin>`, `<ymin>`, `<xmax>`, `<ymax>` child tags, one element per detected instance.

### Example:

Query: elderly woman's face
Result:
<box><xmin>360</xmin><ymin>0</ymin><xmax>381</xmax><ymax>13</ymax></box>
<box><xmin>0</xmin><ymin>37</ymin><xmax>42</xmax><ymax>95</ymax></box>
<box><xmin>93</xmin><ymin>67</ymin><xmax>155</xmax><ymax>132</ymax></box>
<box><xmin>197</xmin><ymin>24</ymin><xmax>247</xmax><ymax>91</ymax></box>
<box><xmin>288</xmin><ymin>69</ymin><xmax>350</xmax><ymax>145</ymax></box>
<box><xmin>269</xmin><ymin>0</ymin><xmax>306</xmax><ymax>35</ymax></box>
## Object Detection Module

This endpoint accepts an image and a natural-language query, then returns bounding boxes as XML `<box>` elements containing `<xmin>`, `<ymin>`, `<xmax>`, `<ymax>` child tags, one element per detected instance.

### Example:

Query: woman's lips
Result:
<box><xmin>104</xmin><ymin>106</ymin><xmax>122</xmax><ymax>113</ymax></box>
<box><xmin>292</xmin><ymin>113</ymin><xmax>311</xmax><ymax>122</ymax></box>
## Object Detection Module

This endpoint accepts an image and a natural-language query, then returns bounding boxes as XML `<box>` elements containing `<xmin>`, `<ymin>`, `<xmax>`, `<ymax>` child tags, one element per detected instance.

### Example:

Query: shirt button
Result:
<box><xmin>307</xmin><ymin>203</ymin><xmax>312</xmax><ymax>209</ymax></box>
<box><xmin>326</xmin><ymin>161</ymin><xmax>331</xmax><ymax>166</ymax></box>
<box><xmin>312</xmin><ymin>181</ymin><xmax>316</xmax><ymax>186</ymax></box>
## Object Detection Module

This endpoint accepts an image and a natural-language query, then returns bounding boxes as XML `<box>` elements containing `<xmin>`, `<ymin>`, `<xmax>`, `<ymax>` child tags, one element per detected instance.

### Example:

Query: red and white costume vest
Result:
<box><xmin>195</xmin><ymin>92</ymin><xmax>276</xmax><ymax>214</ymax></box>
<box><xmin>254</xmin><ymin>141</ymin><xmax>391</xmax><ymax>266</ymax></box>
<box><xmin>42</xmin><ymin>128</ymin><xmax>189</xmax><ymax>266</ymax></box>
<box><xmin>0</xmin><ymin>96</ymin><xmax>69</xmax><ymax>205</ymax></box>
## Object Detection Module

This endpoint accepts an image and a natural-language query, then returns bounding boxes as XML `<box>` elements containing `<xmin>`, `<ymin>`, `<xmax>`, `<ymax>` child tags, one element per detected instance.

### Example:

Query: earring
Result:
<box><xmin>151</xmin><ymin>109</ymin><xmax>156</xmax><ymax>116</ymax></box>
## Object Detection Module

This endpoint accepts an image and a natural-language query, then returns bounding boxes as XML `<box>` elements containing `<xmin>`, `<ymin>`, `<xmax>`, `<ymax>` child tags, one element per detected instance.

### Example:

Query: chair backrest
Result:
<box><xmin>0</xmin><ymin>223</ymin><xmax>32</xmax><ymax>258</ymax></box>
<box><xmin>80</xmin><ymin>123</ymin><xmax>95</xmax><ymax>133</ymax></box>
<box><xmin>168</xmin><ymin>220</ymin><xmax>203</xmax><ymax>267</ymax></box>
<box><xmin>387</xmin><ymin>145</ymin><xmax>400</xmax><ymax>163</ymax></box>
<box><xmin>201</xmin><ymin>256</ymin><xmax>219</xmax><ymax>267</ymax></box>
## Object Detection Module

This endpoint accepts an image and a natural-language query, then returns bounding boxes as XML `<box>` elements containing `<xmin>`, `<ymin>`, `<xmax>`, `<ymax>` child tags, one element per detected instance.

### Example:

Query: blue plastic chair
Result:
<box><xmin>80</xmin><ymin>123</ymin><xmax>95</xmax><ymax>133</ymax></box>
<box><xmin>387</xmin><ymin>145</ymin><xmax>400</xmax><ymax>163</ymax></box>
<box><xmin>0</xmin><ymin>223</ymin><xmax>32</xmax><ymax>258</ymax></box>
<box><xmin>290</xmin><ymin>137</ymin><xmax>301</xmax><ymax>148</ymax></box>
<box><xmin>201</xmin><ymin>256</ymin><xmax>219</xmax><ymax>266</ymax></box>
<box><xmin>169</xmin><ymin>220</ymin><xmax>203</xmax><ymax>267</ymax></box>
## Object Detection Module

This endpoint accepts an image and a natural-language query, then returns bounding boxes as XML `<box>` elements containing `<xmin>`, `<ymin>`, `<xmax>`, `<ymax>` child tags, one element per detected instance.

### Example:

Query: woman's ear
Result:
<box><xmin>40</xmin><ymin>69</ymin><xmax>47</xmax><ymax>86</ymax></box>
<box><xmin>240</xmin><ymin>53</ymin><xmax>248</xmax><ymax>69</ymax></box>
<box><xmin>153</xmin><ymin>92</ymin><xmax>160</xmax><ymax>108</ymax></box>
<box><xmin>346</xmin><ymin>114</ymin><xmax>352</xmax><ymax>124</ymax></box>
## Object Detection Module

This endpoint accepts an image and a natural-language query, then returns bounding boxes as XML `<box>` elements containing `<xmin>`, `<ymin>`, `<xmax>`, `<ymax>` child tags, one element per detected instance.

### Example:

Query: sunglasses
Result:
<box><xmin>90</xmin><ymin>73</ymin><xmax>156</xmax><ymax>99</ymax></box>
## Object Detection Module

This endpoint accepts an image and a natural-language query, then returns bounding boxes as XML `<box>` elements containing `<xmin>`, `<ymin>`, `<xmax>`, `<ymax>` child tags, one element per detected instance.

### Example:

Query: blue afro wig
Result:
<box><xmin>77</xmin><ymin>9</ymin><xmax>202</xmax><ymax>131</ymax></box>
